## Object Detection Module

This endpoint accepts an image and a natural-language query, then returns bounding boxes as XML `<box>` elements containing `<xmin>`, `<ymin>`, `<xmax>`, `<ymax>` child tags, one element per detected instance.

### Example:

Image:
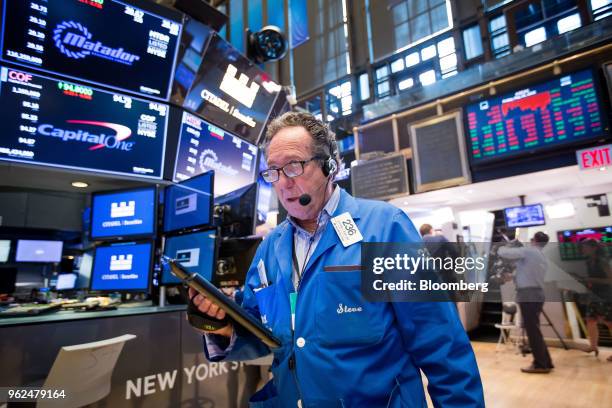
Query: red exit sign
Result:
<box><xmin>577</xmin><ymin>145</ymin><xmax>612</xmax><ymax>170</ymax></box>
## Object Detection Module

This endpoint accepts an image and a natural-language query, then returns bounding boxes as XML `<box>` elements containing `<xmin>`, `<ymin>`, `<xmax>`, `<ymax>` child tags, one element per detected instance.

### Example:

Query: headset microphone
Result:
<box><xmin>298</xmin><ymin>193</ymin><xmax>312</xmax><ymax>206</ymax></box>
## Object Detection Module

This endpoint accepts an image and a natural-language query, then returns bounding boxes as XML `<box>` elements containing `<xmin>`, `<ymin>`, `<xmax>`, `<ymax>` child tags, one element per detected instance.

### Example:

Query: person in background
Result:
<box><xmin>580</xmin><ymin>238</ymin><xmax>612</xmax><ymax>362</ymax></box>
<box><xmin>498</xmin><ymin>231</ymin><xmax>554</xmax><ymax>373</ymax></box>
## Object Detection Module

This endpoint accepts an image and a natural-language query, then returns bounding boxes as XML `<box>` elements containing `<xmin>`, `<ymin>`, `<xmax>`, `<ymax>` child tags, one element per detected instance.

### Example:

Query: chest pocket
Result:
<box><xmin>314</xmin><ymin>267</ymin><xmax>386</xmax><ymax>346</ymax></box>
<box><xmin>254</xmin><ymin>283</ymin><xmax>292</xmax><ymax>341</ymax></box>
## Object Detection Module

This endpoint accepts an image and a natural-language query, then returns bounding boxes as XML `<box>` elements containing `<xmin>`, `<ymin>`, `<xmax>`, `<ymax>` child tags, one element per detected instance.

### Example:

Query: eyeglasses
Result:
<box><xmin>260</xmin><ymin>157</ymin><xmax>322</xmax><ymax>183</ymax></box>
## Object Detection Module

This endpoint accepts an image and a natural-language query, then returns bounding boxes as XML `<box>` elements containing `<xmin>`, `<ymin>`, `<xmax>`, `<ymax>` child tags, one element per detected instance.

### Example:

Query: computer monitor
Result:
<box><xmin>216</xmin><ymin>237</ymin><xmax>262</xmax><ymax>287</ymax></box>
<box><xmin>90</xmin><ymin>242</ymin><xmax>153</xmax><ymax>292</ymax></box>
<box><xmin>56</xmin><ymin>273</ymin><xmax>78</xmax><ymax>291</ymax></box>
<box><xmin>163</xmin><ymin>171</ymin><xmax>214</xmax><ymax>234</ymax></box>
<box><xmin>0</xmin><ymin>267</ymin><xmax>18</xmax><ymax>294</ymax></box>
<box><xmin>0</xmin><ymin>240</ymin><xmax>10</xmax><ymax>262</ymax></box>
<box><xmin>15</xmin><ymin>240</ymin><xmax>63</xmax><ymax>263</ymax></box>
<box><xmin>504</xmin><ymin>204</ymin><xmax>546</xmax><ymax>228</ymax></box>
<box><xmin>161</xmin><ymin>229</ymin><xmax>218</xmax><ymax>285</ymax></box>
<box><xmin>213</xmin><ymin>183</ymin><xmax>258</xmax><ymax>238</ymax></box>
<box><xmin>90</xmin><ymin>186</ymin><xmax>157</xmax><ymax>241</ymax></box>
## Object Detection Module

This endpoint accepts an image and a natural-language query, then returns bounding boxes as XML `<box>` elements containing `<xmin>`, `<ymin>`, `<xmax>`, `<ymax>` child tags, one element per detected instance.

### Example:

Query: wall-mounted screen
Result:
<box><xmin>557</xmin><ymin>226</ymin><xmax>612</xmax><ymax>260</ymax></box>
<box><xmin>90</xmin><ymin>241</ymin><xmax>152</xmax><ymax>292</ymax></box>
<box><xmin>164</xmin><ymin>171</ymin><xmax>214</xmax><ymax>233</ymax></box>
<box><xmin>0</xmin><ymin>0</ymin><xmax>182</xmax><ymax>100</ymax></box>
<box><xmin>504</xmin><ymin>204</ymin><xmax>546</xmax><ymax>228</ymax></box>
<box><xmin>173</xmin><ymin>111</ymin><xmax>258</xmax><ymax>196</ymax></box>
<box><xmin>0</xmin><ymin>66</ymin><xmax>168</xmax><ymax>179</ymax></box>
<box><xmin>161</xmin><ymin>229</ymin><xmax>217</xmax><ymax>285</ymax></box>
<box><xmin>467</xmin><ymin>69</ymin><xmax>605</xmax><ymax>165</ymax></box>
<box><xmin>16</xmin><ymin>239</ymin><xmax>63</xmax><ymax>263</ymax></box>
<box><xmin>183</xmin><ymin>34</ymin><xmax>280</xmax><ymax>144</ymax></box>
<box><xmin>91</xmin><ymin>186</ymin><xmax>156</xmax><ymax>240</ymax></box>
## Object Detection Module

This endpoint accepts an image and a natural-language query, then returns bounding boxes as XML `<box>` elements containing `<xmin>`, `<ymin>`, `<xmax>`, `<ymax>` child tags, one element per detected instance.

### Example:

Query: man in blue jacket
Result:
<box><xmin>190</xmin><ymin>112</ymin><xmax>484</xmax><ymax>407</ymax></box>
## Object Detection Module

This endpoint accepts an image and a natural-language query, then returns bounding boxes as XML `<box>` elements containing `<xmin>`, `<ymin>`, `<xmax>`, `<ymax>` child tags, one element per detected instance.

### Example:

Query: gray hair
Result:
<box><xmin>262</xmin><ymin>112</ymin><xmax>341</xmax><ymax>167</ymax></box>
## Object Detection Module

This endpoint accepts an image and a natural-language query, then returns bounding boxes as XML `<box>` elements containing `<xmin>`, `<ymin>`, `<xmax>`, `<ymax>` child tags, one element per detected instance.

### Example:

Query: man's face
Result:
<box><xmin>267</xmin><ymin>126</ymin><xmax>329</xmax><ymax>221</ymax></box>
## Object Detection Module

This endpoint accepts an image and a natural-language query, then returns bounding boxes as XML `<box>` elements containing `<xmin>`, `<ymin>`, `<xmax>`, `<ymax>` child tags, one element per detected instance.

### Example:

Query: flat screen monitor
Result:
<box><xmin>56</xmin><ymin>273</ymin><xmax>78</xmax><ymax>291</ymax></box>
<box><xmin>173</xmin><ymin>111</ymin><xmax>258</xmax><ymax>196</ymax></box>
<box><xmin>161</xmin><ymin>229</ymin><xmax>217</xmax><ymax>285</ymax></box>
<box><xmin>164</xmin><ymin>171</ymin><xmax>214</xmax><ymax>233</ymax></box>
<box><xmin>504</xmin><ymin>204</ymin><xmax>546</xmax><ymax>228</ymax></box>
<box><xmin>183</xmin><ymin>34</ymin><xmax>281</xmax><ymax>144</ymax></box>
<box><xmin>466</xmin><ymin>69</ymin><xmax>606</xmax><ymax>165</ymax></box>
<box><xmin>16</xmin><ymin>240</ymin><xmax>63</xmax><ymax>263</ymax></box>
<box><xmin>214</xmin><ymin>183</ymin><xmax>258</xmax><ymax>238</ymax></box>
<box><xmin>0</xmin><ymin>0</ymin><xmax>182</xmax><ymax>100</ymax></box>
<box><xmin>557</xmin><ymin>226</ymin><xmax>612</xmax><ymax>260</ymax></box>
<box><xmin>91</xmin><ymin>186</ymin><xmax>156</xmax><ymax>240</ymax></box>
<box><xmin>0</xmin><ymin>240</ymin><xmax>10</xmax><ymax>262</ymax></box>
<box><xmin>0</xmin><ymin>66</ymin><xmax>168</xmax><ymax>179</ymax></box>
<box><xmin>256</xmin><ymin>151</ymin><xmax>273</xmax><ymax>225</ymax></box>
<box><xmin>170</xmin><ymin>16</ymin><xmax>213</xmax><ymax>105</ymax></box>
<box><xmin>90</xmin><ymin>241</ymin><xmax>153</xmax><ymax>292</ymax></box>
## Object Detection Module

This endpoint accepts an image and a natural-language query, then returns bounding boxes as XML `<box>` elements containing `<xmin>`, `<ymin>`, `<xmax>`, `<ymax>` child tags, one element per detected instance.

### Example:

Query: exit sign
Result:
<box><xmin>577</xmin><ymin>145</ymin><xmax>612</xmax><ymax>170</ymax></box>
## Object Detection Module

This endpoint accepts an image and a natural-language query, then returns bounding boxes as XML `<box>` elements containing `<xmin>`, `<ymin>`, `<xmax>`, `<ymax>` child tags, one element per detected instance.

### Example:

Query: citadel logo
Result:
<box><xmin>53</xmin><ymin>21</ymin><xmax>140</xmax><ymax>65</ymax></box>
<box><xmin>198</xmin><ymin>149</ymin><xmax>238</xmax><ymax>176</ymax></box>
<box><xmin>219</xmin><ymin>64</ymin><xmax>260</xmax><ymax>108</ymax></box>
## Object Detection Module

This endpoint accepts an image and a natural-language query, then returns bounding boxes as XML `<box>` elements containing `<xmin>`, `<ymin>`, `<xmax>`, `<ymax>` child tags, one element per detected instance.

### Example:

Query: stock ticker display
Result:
<box><xmin>0</xmin><ymin>66</ymin><xmax>168</xmax><ymax>178</ymax></box>
<box><xmin>0</xmin><ymin>0</ymin><xmax>182</xmax><ymax>100</ymax></box>
<box><xmin>173</xmin><ymin>111</ymin><xmax>258</xmax><ymax>196</ymax></box>
<box><xmin>557</xmin><ymin>226</ymin><xmax>612</xmax><ymax>261</ymax></box>
<box><xmin>467</xmin><ymin>69</ymin><xmax>604</xmax><ymax>164</ymax></box>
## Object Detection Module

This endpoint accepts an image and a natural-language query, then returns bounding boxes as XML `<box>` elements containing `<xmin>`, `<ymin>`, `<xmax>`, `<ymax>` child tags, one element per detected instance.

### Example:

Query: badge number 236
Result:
<box><xmin>342</xmin><ymin>220</ymin><xmax>357</xmax><ymax>235</ymax></box>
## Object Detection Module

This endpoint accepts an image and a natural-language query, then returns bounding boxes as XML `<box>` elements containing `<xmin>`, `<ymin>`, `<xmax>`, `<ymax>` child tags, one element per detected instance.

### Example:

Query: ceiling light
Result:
<box><xmin>71</xmin><ymin>181</ymin><xmax>89</xmax><ymax>188</ymax></box>
<box><xmin>545</xmin><ymin>201</ymin><xmax>575</xmax><ymax>219</ymax></box>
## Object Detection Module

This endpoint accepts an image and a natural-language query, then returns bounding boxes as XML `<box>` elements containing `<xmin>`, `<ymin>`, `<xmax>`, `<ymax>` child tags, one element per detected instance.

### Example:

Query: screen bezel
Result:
<box><xmin>89</xmin><ymin>240</ymin><xmax>154</xmax><ymax>293</ymax></box>
<box><xmin>465</xmin><ymin>68</ymin><xmax>610</xmax><ymax>167</ymax></box>
<box><xmin>15</xmin><ymin>239</ymin><xmax>64</xmax><ymax>263</ymax></box>
<box><xmin>0</xmin><ymin>0</ymin><xmax>184</xmax><ymax>101</ymax></box>
<box><xmin>160</xmin><ymin>227</ymin><xmax>219</xmax><ymax>286</ymax></box>
<box><xmin>503</xmin><ymin>204</ymin><xmax>546</xmax><ymax>228</ymax></box>
<box><xmin>163</xmin><ymin>170</ymin><xmax>215</xmax><ymax>234</ymax></box>
<box><xmin>90</xmin><ymin>185</ymin><xmax>158</xmax><ymax>242</ymax></box>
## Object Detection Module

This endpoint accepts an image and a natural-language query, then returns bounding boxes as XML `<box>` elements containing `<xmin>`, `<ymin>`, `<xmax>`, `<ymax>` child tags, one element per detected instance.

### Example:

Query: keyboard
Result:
<box><xmin>0</xmin><ymin>303</ymin><xmax>61</xmax><ymax>318</ymax></box>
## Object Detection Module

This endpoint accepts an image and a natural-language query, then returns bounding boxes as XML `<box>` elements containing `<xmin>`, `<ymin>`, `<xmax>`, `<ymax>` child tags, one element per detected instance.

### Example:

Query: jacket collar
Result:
<box><xmin>273</xmin><ymin>189</ymin><xmax>362</xmax><ymax>292</ymax></box>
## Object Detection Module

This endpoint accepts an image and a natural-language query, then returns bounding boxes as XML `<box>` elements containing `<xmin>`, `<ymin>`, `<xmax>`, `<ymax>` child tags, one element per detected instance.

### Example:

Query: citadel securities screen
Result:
<box><xmin>0</xmin><ymin>0</ymin><xmax>182</xmax><ymax>100</ymax></box>
<box><xmin>466</xmin><ymin>69</ymin><xmax>605</xmax><ymax>164</ymax></box>
<box><xmin>91</xmin><ymin>242</ymin><xmax>152</xmax><ymax>291</ymax></box>
<box><xmin>0</xmin><ymin>66</ymin><xmax>168</xmax><ymax>178</ymax></box>
<box><xmin>173</xmin><ymin>111</ymin><xmax>258</xmax><ymax>196</ymax></box>
<box><xmin>183</xmin><ymin>34</ymin><xmax>280</xmax><ymax>144</ymax></box>
<box><xmin>91</xmin><ymin>187</ymin><xmax>156</xmax><ymax>240</ymax></box>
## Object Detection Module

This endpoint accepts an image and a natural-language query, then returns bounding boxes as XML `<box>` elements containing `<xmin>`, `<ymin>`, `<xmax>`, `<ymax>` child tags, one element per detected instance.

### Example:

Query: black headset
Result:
<box><xmin>320</xmin><ymin>138</ymin><xmax>338</xmax><ymax>178</ymax></box>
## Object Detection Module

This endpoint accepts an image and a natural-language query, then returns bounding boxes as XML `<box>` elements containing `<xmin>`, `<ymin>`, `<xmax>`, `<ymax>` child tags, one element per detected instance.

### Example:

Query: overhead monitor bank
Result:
<box><xmin>0</xmin><ymin>66</ymin><xmax>168</xmax><ymax>179</ymax></box>
<box><xmin>0</xmin><ymin>0</ymin><xmax>182</xmax><ymax>100</ymax></box>
<box><xmin>173</xmin><ymin>111</ymin><xmax>258</xmax><ymax>196</ymax></box>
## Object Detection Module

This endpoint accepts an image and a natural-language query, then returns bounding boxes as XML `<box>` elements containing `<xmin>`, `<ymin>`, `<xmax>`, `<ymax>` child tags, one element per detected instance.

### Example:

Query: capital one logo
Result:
<box><xmin>53</xmin><ymin>21</ymin><xmax>140</xmax><ymax>65</ymax></box>
<box><xmin>111</xmin><ymin>201</ymin><xmax>135</xmax><ymax>218</ymax></box>
<box><xmin>219</xmin><ymin>64</ymin><xmax>260</xmax><ymax>108</ymax></box>
<box><xmin>110</xmin><ymin>254</ymin><xmax>133</xmax><ymax>271</ymax></box>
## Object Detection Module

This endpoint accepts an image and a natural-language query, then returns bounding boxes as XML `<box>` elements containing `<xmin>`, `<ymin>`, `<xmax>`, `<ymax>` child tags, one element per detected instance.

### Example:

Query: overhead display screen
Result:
<box><xmin>504</xmin><ymin>204</ymin><xmax>545</xmax><ymax>228</ymax></box>
<box><xmin>0</xmin><ymin>66</ymin><xmax>168</xmax><ymax>179</ymax></box>
<box><xmin>558</xmin><ymin>226</ymin><xmax>612</xmax><ymax>260</ymax></box>
<box><xmin>173</xmin><ymin>111</ymin><xmax>258</xmax><ymax>196</ymax></box>
<box><xmin>0</xmin><ymin>0</ymin><xmax>182</xmax><ymax>100</ymax></box>
<box><xmin>183</xmin><ymin>34</ymin><xmax>280</xmax><ymax>144</ymax></box>
<box><xmin>91</xmin><ymin>242</ymin><xmax>152</xmax><ymax>291</ymax></box>
<box><xmin>91</xmin><ymin>186</ymin><xmax>156</xmax><ymax>240</ymax></box>
<box><xmin>467</xmin><ymin>69</ymin><xmax>605</xmax><ymax>164</ymax></box>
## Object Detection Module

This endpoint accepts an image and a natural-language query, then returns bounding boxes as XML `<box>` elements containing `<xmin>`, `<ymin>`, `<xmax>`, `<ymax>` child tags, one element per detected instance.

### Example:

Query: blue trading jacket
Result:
<box><xmin>205</xmin><ymin>189</ymin><xmax>484</xmax><ymax>407</ymax></box>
